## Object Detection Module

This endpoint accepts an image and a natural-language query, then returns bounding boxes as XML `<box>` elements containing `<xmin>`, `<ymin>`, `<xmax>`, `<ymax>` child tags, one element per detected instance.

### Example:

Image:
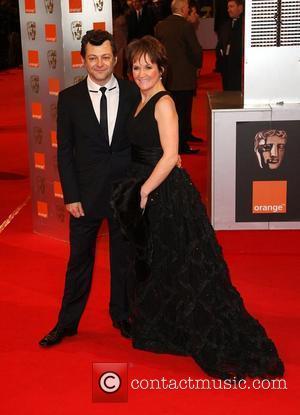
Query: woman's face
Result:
<box><xmin>132</xmin><ymin>53</ymin><xmax>161</xmax><ymax>93</ymax></box>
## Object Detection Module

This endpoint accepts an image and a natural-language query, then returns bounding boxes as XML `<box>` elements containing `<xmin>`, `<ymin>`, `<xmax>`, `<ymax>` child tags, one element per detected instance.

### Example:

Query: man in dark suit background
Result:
<box><xmin>155</xmin><ymin>0</ymin><xmax>203</xmax><ymax>154</ymax></box>
<box><xmin>39</xmin><ymin>30</ymin><xmax>139</xmax><ymax>347</ymax></box>
<box><xmin>218</xmin><ymin>0</ymin><xmax>243</xmax><ymax>90</ymax></box>
<box><xmin>127</xmin><ymin>0</ymin><xmax>155</xmax><ymax>42</ymax></box>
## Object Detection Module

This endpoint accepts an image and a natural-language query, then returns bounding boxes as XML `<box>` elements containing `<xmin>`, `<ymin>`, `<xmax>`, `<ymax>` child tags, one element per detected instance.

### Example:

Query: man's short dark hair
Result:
<box><xmin>80</xmin><ymin>30</ymin><xmax>117</xmax><ymax>58</ymax></box>
<box><xmin>228</xmin><ymin>0</ymin><xmax>244</xmax><ymax>6</ymax></box>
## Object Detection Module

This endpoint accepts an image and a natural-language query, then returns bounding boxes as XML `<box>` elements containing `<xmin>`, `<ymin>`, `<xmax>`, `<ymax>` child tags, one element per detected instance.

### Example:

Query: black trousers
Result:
<box><xmin>57</xmin><ymin>214</ymin><xmax>130</xmax><ymax>330</ymax></box>
<box><xmin>171</xmin><ymin>90</ymin><xmax>194</xmax><ymax>150</ymax></box>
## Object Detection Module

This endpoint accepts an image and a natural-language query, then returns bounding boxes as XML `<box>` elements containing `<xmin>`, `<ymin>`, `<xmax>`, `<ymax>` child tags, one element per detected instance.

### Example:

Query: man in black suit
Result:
<box><xmin>127</xmin><ymin>0</ymin><xmax>155</xmax><ymax>42</ymax></box>
<box><xmin>39</xmin><ymin>30</ymin><xmax>139</xmax><ymax>347</ymax></box>
<box><xmin>155</xmin><ymin>0</ymin><xmax>203</xmax><ymax>154</ymax></box>
<box><xmin>218</xmin><ymin>0</ymin><xmax>243</xmax><ymax>90</ymax></box>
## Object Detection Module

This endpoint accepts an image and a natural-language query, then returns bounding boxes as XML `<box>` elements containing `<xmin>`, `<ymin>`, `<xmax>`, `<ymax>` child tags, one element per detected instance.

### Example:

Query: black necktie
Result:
<box><xmin>99</xmin><ymin>86</ymin><xmax>109</xmax><ymax>144</ymax></box>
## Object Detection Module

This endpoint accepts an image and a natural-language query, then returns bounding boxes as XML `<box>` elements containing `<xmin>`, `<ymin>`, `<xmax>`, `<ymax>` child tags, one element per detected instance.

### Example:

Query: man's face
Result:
<box><xmin>132</xmin><ymin>0</ymin><xmax>142</xmax><ymax>10</ymax></box>
<box><xmin>227</xmin><ymin>1</ymin><xmax>243</xmax><ymax>19</ymax></box>
<box><xmin>258</xmin><ymin>135</ymin><xmax>287</xmax><ymax>170</ymax></box>
<box><xmin>181</xmin><ymin>1</ymin><xmax>190</xmax><ymax>18</ymax></box>
<box><xmin>83</xmin><ymin>41</ymin><xmax>117</xmax><ymax>86</ymax></box>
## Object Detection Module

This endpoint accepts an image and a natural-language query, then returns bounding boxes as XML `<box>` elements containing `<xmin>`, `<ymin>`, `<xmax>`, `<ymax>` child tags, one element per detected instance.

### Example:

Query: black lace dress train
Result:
<box><xmin>111</xmin><ymin>91</ymin><xmax>284</xmax><ymax>379</ymax></box>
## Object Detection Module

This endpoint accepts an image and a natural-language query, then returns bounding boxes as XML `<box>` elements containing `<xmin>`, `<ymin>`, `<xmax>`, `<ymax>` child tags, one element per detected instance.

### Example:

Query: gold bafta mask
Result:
<box><xmin>30</xmin><ymin>75</ymin><xmax>39</xmax><ymax>94</ymax></box>
<box><xmin>47</xmin><ymin>49</ymin><xmax>57</xmax><ymax>69</ymax></box>
<box><xmin>254</xmin><ymin>130</ymin><xmax>288</xmax><ymax>170</ymax></box>
<box><xmin>36</xmin><ymin>176</ymin><xmax>46</xmax><ymax>195</ymax></box>
<box><xmin>93</xmin><ymin>0</ymin><xmax>104</xmax><ymax>12</ymax></box>
<box><xmin>33</xmin><ymin>126</ymin><xmax>43</xmax><ymax>144</ymax></box>
<box><xmin>56</xmin><ymin>203</ymin><xmax>66</xmax><ymax>223</ymax></box>
<box><xmin>73</xmin><ymin>75</ymin><xmax>85</xmax><ymax>85</ymax></box>
<box><xmin>50</xmin><ymin>103</ymin><xmax>57</xmax><ymax>122</ymax></box>
<box><xmin>27</xmin><ymin>21</ymin><xmax>36</xmax><ymax>40</ymax></box>
<box><xmin>44</xmin><ymin>0</ymin><xmax>54</xmax><ymax>13</ymax></box>
<box><xmin>71</xmin><ymin>21</ymin><xmax>83</xmax><ymax>40</ymax></box>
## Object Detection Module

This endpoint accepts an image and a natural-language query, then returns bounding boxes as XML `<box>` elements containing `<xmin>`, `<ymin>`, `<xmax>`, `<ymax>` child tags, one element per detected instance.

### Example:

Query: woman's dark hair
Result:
<box><xmin>127</xmin><ymin>35</ymin><xmax>168</xmax><ymax>74</ymax></box>
<box><xmin>81</xmin><ymin>30</ymin><xmax>117</xmax><ymax>58</ymax></box>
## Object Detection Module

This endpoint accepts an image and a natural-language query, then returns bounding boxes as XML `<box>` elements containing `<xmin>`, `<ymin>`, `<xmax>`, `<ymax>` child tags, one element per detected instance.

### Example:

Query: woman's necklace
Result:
<box><xmin>140</xmin><ymin>89</ymin><xmax>164</xmax><ymax>107</ymax></box>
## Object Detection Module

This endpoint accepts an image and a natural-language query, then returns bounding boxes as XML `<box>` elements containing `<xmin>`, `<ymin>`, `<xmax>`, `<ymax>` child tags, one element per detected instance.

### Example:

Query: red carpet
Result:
<box><xmin>0</xmin><ymin>54</ymin><xmax>299</xmax><ymax>414</ymax></box>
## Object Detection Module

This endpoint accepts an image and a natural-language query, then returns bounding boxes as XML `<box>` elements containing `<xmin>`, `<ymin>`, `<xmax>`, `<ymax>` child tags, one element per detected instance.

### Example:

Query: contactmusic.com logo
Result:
<box><xmin>92</xmin><ymin>363</ymin><xmax>128</xmax><ymax>403</ymax></box>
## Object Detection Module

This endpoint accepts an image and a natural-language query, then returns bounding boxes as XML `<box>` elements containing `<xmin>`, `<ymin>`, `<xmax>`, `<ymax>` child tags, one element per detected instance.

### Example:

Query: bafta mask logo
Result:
<box><xmin>44</xmin><ymin>0</ymin><xmax>54</xmax><ymax>14</ymax></box>
<box><xmin>33</xmin><ymin>126</ymin><xmax>43</xmax><ymax>144</ymax></box>
<box><xmin>30</xmin><ymin>75</ymin><xmax>39</xmax><ymax>94</ymax></box>
<box><xmin>93</xmin><ymin>0</ymin><xmax>104</xmax><ymax>12</ymax></box>
<box><xmin>47</xmin><ymin>49</ymin><xmax>57</xmax><ymax>69</ymax></box>
<box><xmin>27</xmin><ymin>21</ymin><xmax>36</xmax><ymax>40</ymax></box>
<box><xmin>71</xmin><ymin>21</ymin><xmax>82</xmax><ymax>40</ymax></box>
<box><xmin>254</xmin><ymin>129</ymin><xmax>287</xmax><ymax>170</ymax></box>
<box><xmin>56</xmin><ymin>203</ymin><xmax>66</xmax><ymax>223</ymax></box>
<box><xmin>50</xmin><ymin>103</ymin><xmax>57</xmax><ymax>122</ymax></box>
<box><xmin>73</xmin><ymin>75</ymin><xmax>85</xmax><ymax>85</ymax></box>
<box><xmin>36</xmin><ymin>176</ymin><xmax>46</xmax><ymax>195</ymax></box>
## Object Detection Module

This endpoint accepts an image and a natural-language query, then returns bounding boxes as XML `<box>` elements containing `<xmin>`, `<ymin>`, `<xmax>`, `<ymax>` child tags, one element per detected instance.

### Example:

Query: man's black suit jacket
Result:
<box><xmin>155</xmin><ymin>14</ymin><xmax>202</xmax><ymax>91</ymax></box>
<box><xmin>127</xmin><ymin>6</ymin><xmax>155</xmax><ymax>42</ymax></box>
<box><xmin>218</xmin><ymin>16</ymin><xmax>243</xmax><ymax>90</ymax></box>
<box><xmin>57</xmin><ymin>78</ymin><xmax>139</xmax><ymax>218</ymax></box>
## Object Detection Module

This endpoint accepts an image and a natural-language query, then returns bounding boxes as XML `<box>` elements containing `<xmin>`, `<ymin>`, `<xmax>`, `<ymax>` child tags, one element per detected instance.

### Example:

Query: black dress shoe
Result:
<box><xmin>188</xmin><ymin>135</ymin><xmax>204</xmax><ymax>143</ymax></box>
<box><xmin>179</xmin><ymin>146</ymin><xmax>200</xmax><ymax>155</ymax></box>
<box><xmin>112</xmin><ymin>320</ymin><xmax>132</xmax><ymax>339</ymax></box>
<box><xmin>39</xmin><ymin>325</ymin><xmax>77</xmax><ymax>347</ymax></box>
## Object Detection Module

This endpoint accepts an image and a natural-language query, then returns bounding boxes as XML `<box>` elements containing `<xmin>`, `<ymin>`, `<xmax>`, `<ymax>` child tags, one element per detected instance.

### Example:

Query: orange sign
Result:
<box><xmin>48</xmin><ymin>78</ymin><xmax>60</xmax><ymax>96</ymax></box>
<box><xmin>32</xmin><ymin>102</ymin><xmax>42</xmax><ymax>119</ymax></box>
<box><xmin>34</xmin><ymin>152</ymin><xmax>45</xmax><ymax>170</ymax></box>
<box><xmin>37</xmin><ymin>201</ymin><xmax>48</xmax><ymax>218</ymax></box>
<box><xmin>53</xmin><ymin>181</ymin><xmax>63</xmax><ymax>198</ymax></box>
<box><xmin>93</xmin><ymin>22</ymin><xmax>106</xmax><ymax>31</ymax></box>
<box><xmin>25</xmin><ymin>0</ymin><xmax>35</xmax><ymax>13</ymax></box>
<box><xmin>51</xmin><ymin>130</ymin><xmax>57</xmax><ymax>147</ymax></box>
<box><xmin>252</xmin><ymin>181</ymin><xmax>287</xmax><ymax>214</ymax></box>
<box><xmin>69</xmin><ymin>0</ymin><xmax>82</xmax><ymax>13</ymax></box>
<box><xmin>28</xmin><ymin>50</ymin><xmax>39</xmax><ymax>67</ymax></box>
<box><xmin>45</xmin><ymin>24</ymin><xmax>57</xmax><ymax>42</ymax></box>
<box><xmin>71</xmin><ymin>51</ymin><xmax>83</xmax><ymax>68</ymax></box>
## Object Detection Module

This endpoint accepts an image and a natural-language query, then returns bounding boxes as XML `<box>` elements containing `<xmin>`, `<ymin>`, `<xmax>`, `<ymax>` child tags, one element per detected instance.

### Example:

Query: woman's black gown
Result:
<box><xmin>112</xmin><ymin>91</ymin><xmax>284</xmax><ymax>379</ymax></box>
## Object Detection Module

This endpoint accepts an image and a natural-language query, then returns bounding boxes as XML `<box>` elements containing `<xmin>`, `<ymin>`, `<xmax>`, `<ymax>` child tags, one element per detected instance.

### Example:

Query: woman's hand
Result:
<box><xmin>140</xmin><ymin>186</ymin><xmax>149</xmax><ymax>209</ymax></box>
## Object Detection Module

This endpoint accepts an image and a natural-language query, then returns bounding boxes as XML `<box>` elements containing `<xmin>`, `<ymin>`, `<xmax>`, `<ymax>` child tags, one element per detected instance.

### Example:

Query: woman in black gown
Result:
<box><xmin>112</xmin><ymin>36</ymin><xmax>284</xmax><ymax>379</ymax></box>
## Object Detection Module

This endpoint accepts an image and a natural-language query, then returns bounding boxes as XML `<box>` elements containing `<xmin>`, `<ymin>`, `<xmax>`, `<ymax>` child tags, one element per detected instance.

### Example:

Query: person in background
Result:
<box><xmin>155</xmin><ymin>0</ymin><xmax>203</xmax><ymax>154</ymax></box>
<box><xmin>112</xmin><ymin>0</ymin><xmax>128</xmax><ymax>78</ymax></box>
<box><xmin>127</xmin><ymin>0</ymin><xmax>156</xmax><ymax>42</ymax></box>
<box><xmin>218</xmin><ymin>0</ymin><xmax>243</xmax><ymax>90</ymax></box>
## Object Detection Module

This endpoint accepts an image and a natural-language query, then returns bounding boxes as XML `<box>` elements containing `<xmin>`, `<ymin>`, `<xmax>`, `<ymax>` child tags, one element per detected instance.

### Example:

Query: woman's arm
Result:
<box><xmin>140</xmin><ymin>95</ymin><xmax>179</xmax><ymax>208</ymax></box>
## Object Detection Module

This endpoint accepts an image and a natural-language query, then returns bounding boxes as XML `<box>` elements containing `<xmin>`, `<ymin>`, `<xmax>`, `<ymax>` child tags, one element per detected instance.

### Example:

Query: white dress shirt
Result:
<box><xmin>87</xmin><ymin>74</ymin><xmax>119</xmax><ymax>145</ymax></box>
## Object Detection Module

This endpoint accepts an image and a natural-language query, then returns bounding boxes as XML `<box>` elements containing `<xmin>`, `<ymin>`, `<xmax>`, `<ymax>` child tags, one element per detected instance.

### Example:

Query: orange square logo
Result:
<box><xmin>93</xmin><ymin>22</ymin><xmax>106</xmax><ymax>31</ymax></box>
<box><xmin>252</xmin><ymin>181</ymin><xmax>287</xmax><ymax>214</ymax></box>
<box><xmin>34</xmin><ymin>152</ymin><xmax>45</xmax><ymax>170</ymax></box>
<box><xmin>32</xmin><ymin>102</ymin><xmax>42</xmax><ymax>119</ymax></box>
<box><xmin>69</xmin><ymin>0</ymin><xmax>82</xmax><ymax>13</ymax></box>
<box><xmin>53</xmin><ymin>181</ymin><xmax>63</xmax><ymax>198</ymax></box>
<box><xmin>28</xmin><ymin>50</ymin><xmax>39</xmax><ymax>67</ymax></box>
<box><xmin>51</xmin><ymin>130</ymin><xmax>57</xmax><ymax>147</ymax></box>
<box><xmin>71</xmin><ymin>51</ymin><xmax>83</xmax><ymax>68</ymax></box>
<box><xmin>25</xmin><ymin>0</ymin><xmax>35</xmax><ymax>13</ymax></box>
<box><xmin>45</xmin><ymin>24</ymin><xmax>56</xmax><ymax>42</ymax></box>
<box><xmin>48</xmin><ymin>78</ymin><xmax>60</xmax><ymax>96</ymax></box>
<box><xmin>37</xmin><ymin>201</ymin><xmax>48</xmax><ymax>218</ymax></box>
